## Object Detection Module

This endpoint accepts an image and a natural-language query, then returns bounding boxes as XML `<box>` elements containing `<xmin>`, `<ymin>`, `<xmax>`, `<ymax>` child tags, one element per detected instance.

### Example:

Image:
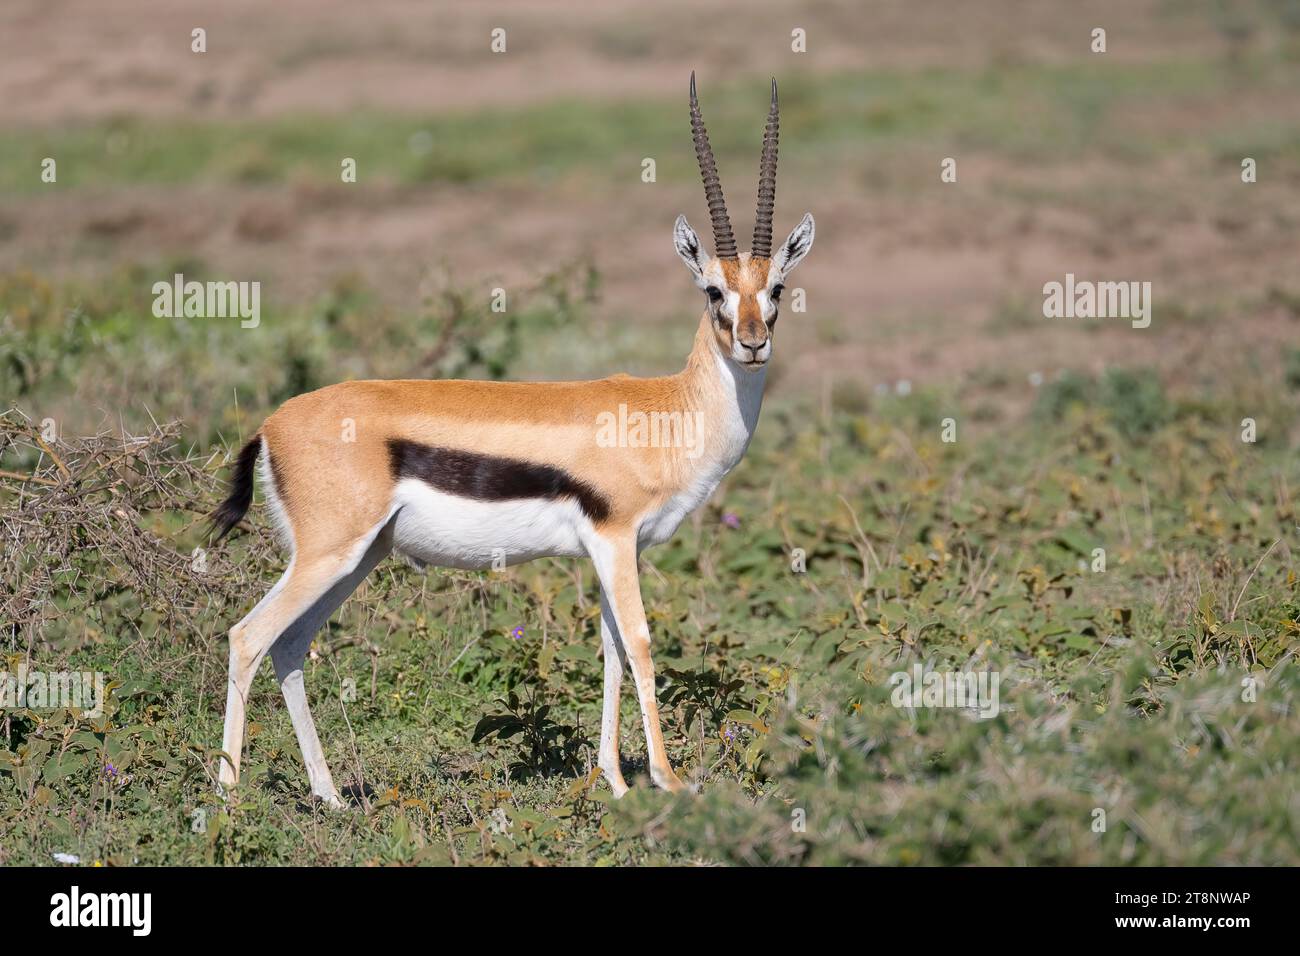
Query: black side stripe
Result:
<box><xmin>387</xmin><ymin>439</ymin><xmax>612</xmax><ymax>523</ymax></box>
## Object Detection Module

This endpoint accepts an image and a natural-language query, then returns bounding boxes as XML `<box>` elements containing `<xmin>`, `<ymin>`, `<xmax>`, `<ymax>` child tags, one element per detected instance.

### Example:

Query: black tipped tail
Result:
<box><xmin>210</xmin><ymin>435</ymin><xmax>261</xmax><ymax>541</ymax></box>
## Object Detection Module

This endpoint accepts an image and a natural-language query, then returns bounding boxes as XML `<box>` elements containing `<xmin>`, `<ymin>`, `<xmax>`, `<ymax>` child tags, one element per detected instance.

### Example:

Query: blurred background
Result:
<box><xmin>4</xmin><ymin>0</ymin><xmax>1300</xmax><ymax>440</ymax></box>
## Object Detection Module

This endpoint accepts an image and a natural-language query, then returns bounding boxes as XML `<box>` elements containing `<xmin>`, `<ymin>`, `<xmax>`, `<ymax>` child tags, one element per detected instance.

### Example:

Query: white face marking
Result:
<box><xmin>699</xmin><ymin>258</ymin><xmax>727</xmax><ymax>292</ymax></box>
<box><xmin>723</xmin><ymin>289</ymin><xmax>741</xmax><ymax>334</ymax></box>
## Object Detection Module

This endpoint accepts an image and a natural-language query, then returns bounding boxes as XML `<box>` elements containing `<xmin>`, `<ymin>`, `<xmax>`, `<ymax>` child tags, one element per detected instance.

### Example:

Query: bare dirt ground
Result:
<box><xmin>3</xmin><ymin>0</ymin><xmax>1299</xmax><ymax>409</ymax></box>
<box><xmin>1</xmin><ymin>1</ymin><xmax>1224</xmax><ymax>125</ymax></box>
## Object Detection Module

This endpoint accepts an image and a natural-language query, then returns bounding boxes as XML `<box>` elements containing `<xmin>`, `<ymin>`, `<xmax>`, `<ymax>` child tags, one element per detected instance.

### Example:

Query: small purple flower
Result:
<box><xmin>511</xmin><ymin>625</ymin><xmax>525</xmax><ymax>641</ymax></box>
<box><xmin>102</xmin><ymin>763</ymin><xmax>117</xmax><ymax>779</ymax></box>
<box><xmin>722</xmin><ymin>723</ymin><xmax>738</xmax><ymax>744</ymax></box>
<box><xmin>722</xmin><ymin>512</ymin><xmax>741</xmax><ymax>530</ymax></box>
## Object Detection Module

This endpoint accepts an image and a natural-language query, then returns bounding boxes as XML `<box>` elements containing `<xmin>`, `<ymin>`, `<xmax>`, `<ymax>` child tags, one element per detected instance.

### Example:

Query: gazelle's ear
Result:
<box><xmin>773</xmin><ymin>213</ymin><xmax>815</xmax><ymax>277</ymax></box>
<box><xmin>674</xmin><ymin>215</ymin><xmax>708</xmax><ymax>284</ymax></box>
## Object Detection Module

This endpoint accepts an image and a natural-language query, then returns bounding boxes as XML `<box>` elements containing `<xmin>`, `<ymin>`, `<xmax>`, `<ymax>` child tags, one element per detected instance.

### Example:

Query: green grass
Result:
<box><xmin>2</xmin><ymin>278</ymin><xmax>1298</xmax><ymax>864</ymax></box>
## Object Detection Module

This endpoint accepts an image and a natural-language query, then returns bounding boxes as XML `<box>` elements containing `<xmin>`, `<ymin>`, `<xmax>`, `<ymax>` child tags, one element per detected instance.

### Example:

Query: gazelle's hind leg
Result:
<box><xmin>269</xmin><ymin>528</ymin><xmax>392</xmax><ymax>806</ymax></box>
<box><xmin>218</xmin><ymin>516</ymin><xmax>395</xmax><ymax>806</ymax></box>
<box><xmin>597</xmin><ymin>593</ymin><xmax>630</xmax><ymax>797</ymax></box>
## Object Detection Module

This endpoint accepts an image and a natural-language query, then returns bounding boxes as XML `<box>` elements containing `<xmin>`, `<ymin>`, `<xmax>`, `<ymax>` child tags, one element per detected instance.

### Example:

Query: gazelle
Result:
<box><xmin>212</xmin><ymin>73</ymin><xmax>814</xmax><ymax>807</ymax></box>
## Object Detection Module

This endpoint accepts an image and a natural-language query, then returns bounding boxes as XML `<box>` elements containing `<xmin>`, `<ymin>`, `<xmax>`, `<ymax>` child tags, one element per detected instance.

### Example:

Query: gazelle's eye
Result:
<box><xmin>770</xmin><ymin>283</ymin><xmax>785</xmax><ymax>302</ymax></box>
<box><xmin>706</xmin><ymin>286</ymin><xmax>724</xmax><ymax>304</ymax></box>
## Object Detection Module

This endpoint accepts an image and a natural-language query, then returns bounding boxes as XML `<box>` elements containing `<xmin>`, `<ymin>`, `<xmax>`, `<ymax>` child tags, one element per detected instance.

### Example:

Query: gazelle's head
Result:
<box><xmin>674</xmin><ymin>72</ymin><xmax>815</xmax><ymax>371</ymax></box>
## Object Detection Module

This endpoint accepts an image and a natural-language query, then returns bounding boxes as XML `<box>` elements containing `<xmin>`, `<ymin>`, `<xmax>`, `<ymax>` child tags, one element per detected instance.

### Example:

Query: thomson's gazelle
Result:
<box><xmin>212</xmin><ymin>73</ymin><xmax>814</xmax><ymax>805</ymax></box>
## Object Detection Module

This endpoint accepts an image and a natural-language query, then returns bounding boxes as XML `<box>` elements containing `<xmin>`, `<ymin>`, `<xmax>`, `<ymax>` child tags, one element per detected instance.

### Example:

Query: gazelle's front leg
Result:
<box><xmin>597</xmin><ymin>592</ymin><xmax>630</xmax><ymax>797</ymax></box>
<box><xmin>589</xmin><ymin>533</ymin><xmax>687</xmax><ymax>793</ymax></box>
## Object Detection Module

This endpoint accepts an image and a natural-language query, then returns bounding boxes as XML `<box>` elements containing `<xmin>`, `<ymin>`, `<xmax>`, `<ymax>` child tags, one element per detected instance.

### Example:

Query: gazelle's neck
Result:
<box><xmin>683</xmin><ymin>313</ymin><xmax>767</xmax><ymax>472</ymax></box>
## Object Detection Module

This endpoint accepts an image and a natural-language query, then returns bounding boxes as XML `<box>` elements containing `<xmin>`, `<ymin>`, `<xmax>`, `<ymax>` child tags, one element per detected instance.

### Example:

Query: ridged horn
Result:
<box><xmin>689</xmin><ymin>71</ymin><xmax>737</xmax><ymax>260</ymax></box>
<box><xmin>751</xmin><ymin>78</ymin><xmax>779</xmax><ymax>259</ymax></box>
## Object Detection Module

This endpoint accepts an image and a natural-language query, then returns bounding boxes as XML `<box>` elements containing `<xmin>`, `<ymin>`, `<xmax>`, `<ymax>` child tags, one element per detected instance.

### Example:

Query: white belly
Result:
<box><xmin>390</xmin><ymin>478</ymin><xmax>587</xmax><ymax>570</ymax></box>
